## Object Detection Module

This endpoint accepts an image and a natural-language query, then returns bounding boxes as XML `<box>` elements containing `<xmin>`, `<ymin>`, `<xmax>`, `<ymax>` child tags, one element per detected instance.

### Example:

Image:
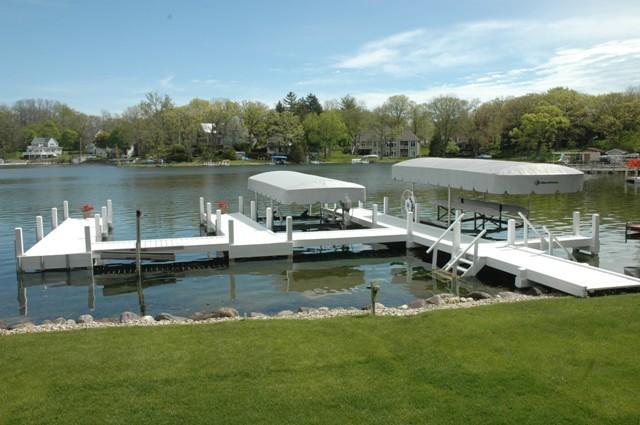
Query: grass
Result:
<box><xmin>1</xmin><ymin>295</ymin><xmax>640</xmax><ymax>424</ymax></box>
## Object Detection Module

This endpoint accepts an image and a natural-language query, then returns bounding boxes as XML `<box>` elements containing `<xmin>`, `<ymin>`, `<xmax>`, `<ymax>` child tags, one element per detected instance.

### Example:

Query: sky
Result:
<box><xmin>1</xmin><ymin>0</ymin><xmax>640</xmax><ymax>114</ymax></box>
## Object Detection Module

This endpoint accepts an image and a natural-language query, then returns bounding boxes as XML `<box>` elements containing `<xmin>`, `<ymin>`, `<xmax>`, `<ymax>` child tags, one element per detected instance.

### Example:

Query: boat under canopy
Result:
<box><xmin>392</xmin><ymin>158</ymin><xmax>583</xmax><ymax>195</ymax></box>
<box><xmin>248</xmin><ymin>171</ymin><xmax>366</xmax><ymax>205</ymax></box>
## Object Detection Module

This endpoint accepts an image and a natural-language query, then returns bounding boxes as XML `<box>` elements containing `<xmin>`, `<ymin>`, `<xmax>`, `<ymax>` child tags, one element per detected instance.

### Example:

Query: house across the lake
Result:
<box><xmin>356</xmin><ymin>128</ymin><xmax>423</xmax><ymax>158</ymax></box>
<box><xmin>22</xmin><ymin>137</ymin><xmax>63</xmax><ymax>159</ymax></box>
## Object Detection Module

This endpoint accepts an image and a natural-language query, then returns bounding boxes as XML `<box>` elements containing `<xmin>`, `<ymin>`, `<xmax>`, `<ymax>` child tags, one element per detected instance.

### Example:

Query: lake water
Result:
<box><xmin>1</xmin><ymin>164</ymin><xmax>639</xmax><ymax>324</ymax></box>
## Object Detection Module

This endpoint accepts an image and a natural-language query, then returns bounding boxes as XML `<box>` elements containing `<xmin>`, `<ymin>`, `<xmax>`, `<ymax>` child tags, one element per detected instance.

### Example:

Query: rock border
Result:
<box><xmin>0</xmin><ymin>292</ymin><xmax>552</xmax><ymax>336</ymax></box>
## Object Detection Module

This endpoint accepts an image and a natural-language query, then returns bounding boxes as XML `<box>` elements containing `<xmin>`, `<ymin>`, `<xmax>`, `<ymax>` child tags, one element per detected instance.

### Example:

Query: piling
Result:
<box><xmin>63</xmin><ymin>200</ymin><xmax>69</xmax><ymax>220</ymax></box>
<box><xmin>216</xmin><ymin>209</ymin><xmax>222</xmax><ymax>236</ymax></box>
<box><xmin>101</xmin><ymin>206</ymin><xmax>108</xmax><ymax>239</ymax></box>
<box><xmin>591</xmin><ymin>213</ymin><xmax>600</xmax><ymax>255</ymax></box>
<box><xmin>286</xmin><ymin>216</ymin><xmax>293</xmax><ymax>242</ymax></box>
<box><xmin>15</xmin><ymin>227</ymin><xmax>23</xmax><ymax>272</ymax></box>
<box><xmin>515</xmin><ymin>267</ymin><xmax>530</xmax><ymax>288</ymax></box>
<box><xmin>250</xmin><ymin>200</ymin><xmax>257</xmax><ymax>221</ymax></box>
<box><xmin>238</xmin><ymin>196</ymin><xmax>244</xmax><ymax>214</ymax></box>
<box><xmin>36</xmin><ymin>216</ymin><xmax>44</xmax><ymax>242</ymax></box>
<box><xmin>228</xmin><ymin>219</ymin><xmax>235</xmax><ymax>244</ymax></box>
<box><xmin>135</xmin><ymin>210</ymin><xmax>142</xmax><ymax>277</ymax></box>
<box><xmin>94</xmin><ymin>214</ymin><xmax>102</xmax><ymax>242</ymax></box>
<box><xmin>51</xmin><ymin>207</ymin><xmax>58</xmax><ymax>229</ymax></box>
<box><xmin>572</xmin><ymin>211</ymin><xmax>581</xmax><ymax>236</ymax></box>
<box><xmin>452</xmin><ymin>211</ymin><xmax>461</xmax><ymax>254</ymax></box>
<box><xmin>507</xmin><ymin>219</ymin><xmax>516</xmax><ymax>246</ymax></box>
<box><xmin>107</xmin><ymin>199</ymin><xmax>113</xmax><ymax>230</ymax></box>
<box><xmin>358</xmin><ymin>200</ymin><xmax>363</xmax><ymax>208</ymax></box>
<box><xmin>266</xmin><ymin>207</ymin><xmax>273</xmax><ymax>230</ymax></box>
<box><xmin>383</xmin><ymin>196</ymin><xmax>389</xmax><ymax>215</ymax></box>
<box><xmin>84</xmin><ymin>226</ymin><xmax>92</xmax><ymax>253</ymax></box>
<box><xmin>372</xmin><ymin>204</ymin><xmax>378</xmax><ymax>225</ymax></box>
<box><xmin>199</xmin><ymin>197</ymin><xmax>205</xmax><ymax>225</ymax></box>
<box><xmin>414</xmin><ymin>202</ymin><xmax>420</xmax><ymax>223</ymax></box>
<box><xmin>206</xmin><ymin>202</ymin><xmax>213</xmax><ymax>233</ymax></box>
<box><xmin>406</xmin><ymin>211</ymin><xmax>413</xmax><ymax>248</ymax></box>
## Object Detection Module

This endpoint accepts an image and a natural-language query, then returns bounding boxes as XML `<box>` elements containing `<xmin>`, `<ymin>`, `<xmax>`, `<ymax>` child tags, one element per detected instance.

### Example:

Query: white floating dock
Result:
<box><xmin>15</xmin><ymin>201</ymin><xmax>640</xmax><ymax>298</ymax></box>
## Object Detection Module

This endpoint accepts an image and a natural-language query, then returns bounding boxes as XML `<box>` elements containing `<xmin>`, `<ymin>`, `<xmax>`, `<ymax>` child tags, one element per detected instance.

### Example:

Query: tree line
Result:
<box><xmin>1</xmin><ymin>87</ymin><xmax>639</xmax><ymax>162</ymax></box>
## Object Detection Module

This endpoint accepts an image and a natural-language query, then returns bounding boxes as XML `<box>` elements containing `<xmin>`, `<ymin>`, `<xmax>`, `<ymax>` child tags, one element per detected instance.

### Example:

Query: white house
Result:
<box><xmin>22</xmin><ymin>137</ymin><xmax>63</xmax><ymax>159</ymax></box>
<box><xmin>357</xmin><ymin>128</ymin><xmax>423</xmax><ymax>158</ymax></box>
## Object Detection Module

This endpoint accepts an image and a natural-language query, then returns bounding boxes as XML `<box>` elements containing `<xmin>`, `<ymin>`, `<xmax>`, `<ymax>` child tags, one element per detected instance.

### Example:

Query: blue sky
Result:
<box><xmin>1</xmin><ymin>0</ymin><xmax>640</xmax><ymax>114</ymax></box>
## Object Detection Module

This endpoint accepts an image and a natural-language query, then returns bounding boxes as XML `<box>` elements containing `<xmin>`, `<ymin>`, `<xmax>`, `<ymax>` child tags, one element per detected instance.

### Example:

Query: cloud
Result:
<box><xmin>159</xmin><ymin>75</ymin><xmax>175</xmax><ymax>88</ymax></box>
<box><xmin>352</xmin><ymin>39</ymin><xmax>640</xmax><ymax>107</ymax></box>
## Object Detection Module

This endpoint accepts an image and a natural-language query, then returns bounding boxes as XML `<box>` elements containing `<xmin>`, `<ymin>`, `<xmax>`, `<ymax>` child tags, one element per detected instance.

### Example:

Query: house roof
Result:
<box><xmin>606</xmin><ymin>148</ymin><xmax>627</xmax><ymax>155</ymax></box>
<box><xmin>359</xmin><ymin>127</ymin><xmax>421</xmax><ymax>143</ymax></box>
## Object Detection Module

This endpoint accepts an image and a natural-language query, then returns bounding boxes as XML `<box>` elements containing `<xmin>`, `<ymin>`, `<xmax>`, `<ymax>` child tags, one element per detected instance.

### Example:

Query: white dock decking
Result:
<box><xmin>15</xmin><ymin>202</ymin><xmax>640</xmax><ymax>297</ymax></box>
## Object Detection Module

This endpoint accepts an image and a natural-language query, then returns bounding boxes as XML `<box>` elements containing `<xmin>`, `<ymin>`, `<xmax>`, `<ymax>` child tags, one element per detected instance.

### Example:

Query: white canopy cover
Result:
<box><xmin>248</xmin><ymin>171</ymin><xmax>366</xmax><ymax>204</ymax></box>
<box><xmin>392</xmin><ymin>158</ymin><xmax>583</xmax><ymax>194</ymax></box>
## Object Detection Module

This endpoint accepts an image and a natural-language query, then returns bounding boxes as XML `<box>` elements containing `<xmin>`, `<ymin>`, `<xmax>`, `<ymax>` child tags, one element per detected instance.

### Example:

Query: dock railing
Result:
<box><xmin>426</xmin><ymin>212</ymin><xmax>465</xmax><ymax>268</ymax></box>
<box><xmin>518</xmin><ymin>212</ymin><xmax>577</xmax><ymax>261</ymax></box>
<box><xmin>443</xmin><ymin>229</ymin><xmax>487</xmax><ymax>277</ymax></box>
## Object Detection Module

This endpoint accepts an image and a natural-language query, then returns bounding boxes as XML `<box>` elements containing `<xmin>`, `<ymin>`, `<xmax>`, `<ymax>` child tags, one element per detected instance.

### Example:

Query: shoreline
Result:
<box><xmin>0</xmin><ymin>291</ymin><xmax>551</xmax><ymax>336</ymax></box>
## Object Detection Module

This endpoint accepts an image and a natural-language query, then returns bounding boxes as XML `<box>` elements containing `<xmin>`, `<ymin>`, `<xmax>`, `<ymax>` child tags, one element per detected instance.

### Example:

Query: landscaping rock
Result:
<box><xmin>53</xmin><ymin>317</ymin><xmax>67</xmax><ymax>325</ymax></box>
<box><xmin>527</xmin><ymin>286</ymin><xmax>545</xmax><ymax>296</ymax></box>
<box><xmin>211</xmin><ymin>307</ymin><xmax>239</xmax><ymax>318</ymax></box>
<box><xmin>498</xmin><ymin>291</ymin><xmax>520</xmax><ymax>299</ymax></box>
<box><xmin>155</xmin><ymin>312</ymin><xmax>188</xmax><ymax>322</ymax></box>
<box><xmin>96</xmin><ymin>317</ymin><xmax>115</xmax><ymax>324</ymax></box>
<box><xmin>468</xmin><ymin>291</ymin><xmax>492</xmax><ymax>300</ymax></box>
<box><xmin>297</xmin><ymin>306</ymin><xmax>316</xmax><ymax>313</ymax></box>
<box><xmin>11</xmin><ymin>322</ymin><xmax>35</xmax><ymax>330</ymax></box>
<box><xmin>426</xmin><ymin>295</ymin><xmax>445</xmax><ymax>305</ymax></box>
<box><xmin>141</xmin><ymin>315</ymin><xmax>155</xmax><ymax>323</ymax></box>
<box><xmin>77</xmin><ymin>314</ymin><xmax>94</xmax><ymax>324</ymax></box>
<box><xmin>318</xmin><ymin>307</ymin><xmax>330</xmax><ymax>312</ymax></box>
<box><xmin>41</xmin><ymin>320</ymin><xmax>52</xmax><ymax>325</ymax></box>
<box><xmin>276</xmin><ymin>310</ymin><xmax>294</xmax><ymax>317</ymax></box>
<box><xmin>0</xmin><ymin>320</ymin><xmax>9</xmax><ymax>330</ymax></box>
<box><xmin>399</xmin><ymin>304</ymin><xmax>409</xmax><ymax>310</ymax></box>
<box><xmin>408</xmin><ymin>298</ymin><xmax>427</xmax><ymax>309</ymax></box>
<box><xmin>362</xmin><ymin>302</ymin><xmax>385</xmax><ymax>311</ymax></box>
<box><xmin>190</xmin><ymin>312</ymin><xmax>210</xmax><ymax>321</ymax></box>
<box><xmin>65</xmin><ymin>319</ymin><xmax>76</xmax><ymax>326</ymax></box>
<box><xmin>249</xmin><ymin>312</ymin><xmax>267</xmax><ymax>318</ymax></box>
<box><xmin>119</xmin><ymin>311</ymin><xmax>140</xmax><ymax>323</ymax></box>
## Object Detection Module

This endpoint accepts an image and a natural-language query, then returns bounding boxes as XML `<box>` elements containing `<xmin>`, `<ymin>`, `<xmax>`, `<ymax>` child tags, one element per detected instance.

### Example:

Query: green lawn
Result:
<box><xmin>1</xmin><ymin>295</ymin><xmax>640</xmax><ymax>424</ymax></box>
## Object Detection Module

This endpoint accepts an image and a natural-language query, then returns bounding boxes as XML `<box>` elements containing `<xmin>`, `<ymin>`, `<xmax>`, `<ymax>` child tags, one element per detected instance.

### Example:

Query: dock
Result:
<box><xmin>14</xmin><ymin>197</ymin><xmax>640</xmax><ymax>298</ymax></box>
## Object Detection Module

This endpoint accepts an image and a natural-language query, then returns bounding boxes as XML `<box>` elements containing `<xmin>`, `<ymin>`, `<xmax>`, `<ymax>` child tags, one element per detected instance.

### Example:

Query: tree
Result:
<box><xmin>282</xmin><ymin>92</ymin><xmax>298</xmax><ymax>110</ymax></box>
<box><xmin>241</xmin><ymin>101</ymin><xmax>269</xmax><ymax>146</ymax></box>
<box><xmin>339</xmin><ymin>95</ymin><xmax>369</xmax><ymax>154</ymax></box>
<box><xmin>304</xmin><ymin>94</ymin><xmax>323</xmax><ymax>115</ymax></box>
<box><xmin>383</xmin><ymin>95</ymin><xmax>414</xmax><ymax>128</ymax></box>
<box><xmin>427</xmin><ymin>96</ymin><xmax>472</xmax><ymax>157</ymax></box>
<box><xmin>60</xmin><ymin>129</ymin><xmax>80</xmax><ymax>150</ymax></box>
<box><xmin>275</xmin><ymin>101</ymin><xmax>285</xmax><ymax>113</ymax></box>
<box><xmin>510</xmin><ymin>104</ymin><xmax>570</xmax><ymax>159</ymax></box>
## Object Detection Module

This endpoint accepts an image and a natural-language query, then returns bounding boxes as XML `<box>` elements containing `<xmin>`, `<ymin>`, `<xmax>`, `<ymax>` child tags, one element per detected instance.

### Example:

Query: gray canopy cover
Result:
<box><xmin>392</xmin><ymin>158</ymin><xmax>583</xmax><ymax>194</ymax></box>
<box><xmin>248</xmin><ymin>171</ymin><xmax>366</xmax><ymax>204</ymax></box>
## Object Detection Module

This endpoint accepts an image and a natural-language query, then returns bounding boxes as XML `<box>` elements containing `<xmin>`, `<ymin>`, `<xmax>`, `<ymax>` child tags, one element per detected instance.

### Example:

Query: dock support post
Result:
<box><xmin>406</xmin><ymin>211</ymin><xmax>414</xmax><ymax>248</ymax></box>
<box><xmin>84</xmin><ymin>225</ymin><xmax>92</xmax><ymax>269</ymax></box>
<box><xmin>107</xmin><ymin>199</ymin><xmax>113</xmax><ymax>230</ymax></box>
<box><xmin>206</xmin><ymin>202</ymin><xmax>213</xmax><ymax>234</ymax></box>
<box><xmin>572</xmin><ymin>211</ymin><xmax>581</xmax><ymax>236</ymax></box>
<box><xmin>135</xmin><ymin>210</ymin><xmax>142</xmax><ymax>277</ymax></box>
<box><xmin>591</xmin><ymin>213</ymin><xmax>600</xmax><ymax>255</ymax></box>
<box><xmin>507</xmin><ymin>219</ymin><xmax>516</xmax><ymax>246</ymax></box>
<box><xmin>199</xmin><ymin>197</ymin><xmax>205</xmax><ymax>224</ymax></box>
<box><xmin>383</xmin><ymin>197</ymin><xmax>389</xmax><ymax>215</ymax></box>
<box><xmin>238</xmin><ymin>196</ymin><xmax>244</xmax><ymax>214</ymax></box>
<box><xmin>15</xmin><ymin>227</ymin><xmax>24</xmax><ymax>272</ymax></box>
<box><xmin>432</xmin><ymin>247</ymin><xmax>439</xmax><ymax>268</ymax></box>
<box><xmin>250</xmin><ymin>200</ymin><xmax>257</xmax><ymax>221</ymax></box>
<box><xmin>453</xmin><ymin>211</ymin><xmax>461</xmax><ymax>255</ymax></box>
<box><xmin>515</xmin><ymin>267</ymin><xmax>531</xmax><ymax>288</ymax></box>
<box><xmin>51</xmin><ymin>207</ymin><xmax>58</xmax><ymax>229</ymax></box>
<box><xmin>523</xmin><ymin>221</ymin><xmax>528</xmax><ymax>247</ymax></box>
<box><xmin>63</xmin><ymin>201</ymin><xmax>69</xmax><ymax>220</ymax></box>
<box><xmin>101</xmin><ymin>207</ymin><xmax>108</xmax><ymax>239</ymax></box>
<box><xmin>266</xmin><ymin>207</ymin><xmax>273</xmax><ymax>230</ymax></box>
<box><xmin>286</xmin><ymin>216</ymin><xmax>293</xmax><ymax>242</ymax></box>
<box><xmin>372</xmin><ymin>204</ymin><xmax>378</xmax><ymax>226</ymax></box>
<box><xmin>414</xmin><ymin>202</ymin><xmax>420</xmax><ymax>223</ymax></box>
<box><xmin>546</xmin><ymin>228</ymin><xmax>552</xmax><ymax>255</ymax></box>
<box><xmin>216</xmin><ymin>209</ymin><xmax>222</xmax><ymax>236</ymax></box>
<box><xmin>228</xmin><ymin>220</ymin><xmax>235</xmax><ymax>244</ymax></box>
<box><xmin>358</xmin><ymin>200</ymin><xmax>363</xmax><ymax>209</ymax></box>
<box><xmin>36</xmin><ymin>216</ymin><xmax>43</xmax><ymax>242</ymax></box>
<box><xmin>95</xmin><ymin>214</ymin><xmax>102</xmax><ymax>242</ymax></box>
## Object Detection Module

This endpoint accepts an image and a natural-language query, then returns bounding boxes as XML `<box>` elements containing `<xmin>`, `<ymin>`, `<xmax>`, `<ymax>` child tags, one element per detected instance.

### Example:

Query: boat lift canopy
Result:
<box><xmin>248</xmin><ymin>171</ymin><xmax>366</xmax><ymax>205</ymax></box>
<box><xmin>392</xmin><ymin>158</ymin><xmax>583</xmax><ymax>195</ymax></box>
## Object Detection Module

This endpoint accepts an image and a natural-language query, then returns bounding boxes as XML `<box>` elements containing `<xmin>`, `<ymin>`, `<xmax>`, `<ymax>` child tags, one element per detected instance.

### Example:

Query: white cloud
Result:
<box><xmin>353</xmin><ymin>39</ymin><xmax>640</xmax><ymax>106</ymax></box>
<box><xmin>159</xmin><ymin>75</ymin><xmax>174</xmax><ymax>88</ymax></box>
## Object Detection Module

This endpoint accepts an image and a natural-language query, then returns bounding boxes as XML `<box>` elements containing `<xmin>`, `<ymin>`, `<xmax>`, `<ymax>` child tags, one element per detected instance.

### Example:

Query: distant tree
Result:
<box><xmin>288</xmin><ymin>142</ymin><xmax>306</xmax><ymax>164</ymax></box>
<box><xmin>165</xmin><ymin>144</ymin><xmax>189</xmax><ymax>162</ymax></box>
<box><xmin>275</xmin><ymin>101</ymin><xmax>285</xmax><ymax>113</ymax></box>
<box><xmin>60</xmin><ymin>128</ymin><xmax>80</xmax><ymax>150</ymax></box>
<box><xmin>304</xmin><ymin>94</ymin><xmax>323</xmax><ymax>115</ymax></box>
<box><xmin>427</xmin><ymin>96</ymin><xmax>472</xmax><ymax>157</ymax></box>
<box><xmin>510</xmin><ymin>104</ymin><xmax>570</xmax><ymax>159</ymax></box>
<box><xmin>94</xmin><ymin>130</ymin><xmax>110</xmax><ymax>148</ymax></box>
<box><xmin>39</xmin><ymin>119</ymin><xmax>61</xmax><ymax>140</ymax></box>
<box><xmin>283</xmin><ymin>92</ymin><xmax>298</xmax><ymax>110</ymax></box>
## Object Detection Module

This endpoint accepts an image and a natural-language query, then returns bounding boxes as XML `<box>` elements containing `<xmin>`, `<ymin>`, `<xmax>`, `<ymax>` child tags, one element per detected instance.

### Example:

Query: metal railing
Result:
<box><xmin>518</xmin><ymin>212</ymin><xmax>576</xmax><ymax>261</ymax></box>
<box><xmin>443</xmin><ymin>229</ymin><xmax>487</xmax><ymax>277</ymax></box>
<box><xmin>426</xmin><ymin>213</ymin><xmax>465</xmax><ymax>255</ymax></box>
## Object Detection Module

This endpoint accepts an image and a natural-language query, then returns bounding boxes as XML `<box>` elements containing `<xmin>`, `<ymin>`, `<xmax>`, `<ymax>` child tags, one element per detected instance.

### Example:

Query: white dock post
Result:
<box><xmin>84</xmin><ymin>226</ymin><xmax>92</xmax><ymax>269</ymax></box>
<box><xmin>250</xmin><ymin>200</ymin><xmax>257</xmax><ymax>221</ymax></box>
<box><xmin>63</xmin><ymin>201</ymin><xmax>69</xmax><ymax>220</ymax></box>
<box><xmin>199</xmin><ymin>197</ymin><xmax>205</xmax><ymax>224</ymax></box>
<box><xmin>101</xmin><ymin>206</ymin><xmax>108</xmax><ymax>239</ymax></box>
<box><xmin>515</xmin><ymin>267</ymin><xmax>531</xmax><ymax>288</ymax></box>
<box><xmin>36</xmin><ymin>216</ymin><xmax>43</xmax><ymax>241</ymax></box>
<box><xmin>206</xmin><ymin>202</ymin><xmax>213</xmax><ymax>234</ymax></box>
<box><xmin>591</xmin><ymin>213</ymin><xmax>600</xmax><ymax>255</ymax></box>
<box><xmin>238</xmin><ymin>196</ymin><xmax>244</xmax><ymax>214</ymax></box>
<box><xmin>414</xmin><ymin>202</ymin><xmax>420</xmax><ymax>223</ymax></box>
<box><xmin>507</xmin><ymin>219</ymin><xmax>516</xmax><ymax>246</ymax></box>
<box><xmin>266</xmin><ymin>207</ymin><xmax>273</xmax><ymax>230</ymax></box>
<box><xmin>406</xmin><ymin>211</ymin><xmax>414</xmax><ymax>248</ymax></box>
<box><xmin>15</xmin><ymin>227</ymin><xmax>24</xmax><ymax>272</ymax></box>
<box><xmin>286</xmin><ymin>216</ymin><xmax>293</xmax><ymax>242</ymax></box>
<box><xmin>228</xmin><ymin>219</ymin><xmax>235</xmax><ymax>244</ymax></box>
<box><xmin>546</xmin><ymin>228</ymin><xmax>552</xmax><ymax>255</ymax></box>
<box><xmin>51</xmin><ymin>207</ymin><xmax>58</xmax><ymax>229</ymax></box>
<box><xmin>215</xmin><ymin>209</ymin><xmax>222</xmax><ymax>236</ymax></box>
<box><xmin>107</xmin><ymin>199</ymin><xmax>113</xmax><ymax>230</ymax></box>
<box><xmin>372</xmin><ymin>204</ymin><xmax>378</xmax><ymax>226</ymax></box>
<box><xmin>383</xmin><ymin>197</ymin><xmax>389</xmax><ymax>215</ymax></box>
<box><xmin>358</xmin><ymin>200</ymin><xmax>363</xmax><ymax>209</ymax></box>
<box><xmin>94</xmin><ymin>214</ymin><xmax>102</xmax><ymax>242</ymax></box>
<box><xmin>572</xmin><ymin>211</ymin><xmax>581</xmax><ymax>236</ymax></box>
<box><xmin>523</xmin><ymin>221</ymin><xmax>528</xmax><ymax>247</ymax></box>
<box><xmin>452</xmin><ymin>211</ymin><xmax>461</xmax><ymax>255</ymax></box>
<box><xmin>432</xmin><ymin>248</ymin><xmax>439</xmax><ymax>268</ymax></box>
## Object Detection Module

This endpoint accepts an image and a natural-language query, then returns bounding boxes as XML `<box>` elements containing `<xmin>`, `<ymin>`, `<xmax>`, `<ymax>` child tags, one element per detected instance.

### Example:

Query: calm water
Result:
<box><xmin>1</xmin><ymin>164</ymin><xmax>639</xmax><ymax>324</ymax></box>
